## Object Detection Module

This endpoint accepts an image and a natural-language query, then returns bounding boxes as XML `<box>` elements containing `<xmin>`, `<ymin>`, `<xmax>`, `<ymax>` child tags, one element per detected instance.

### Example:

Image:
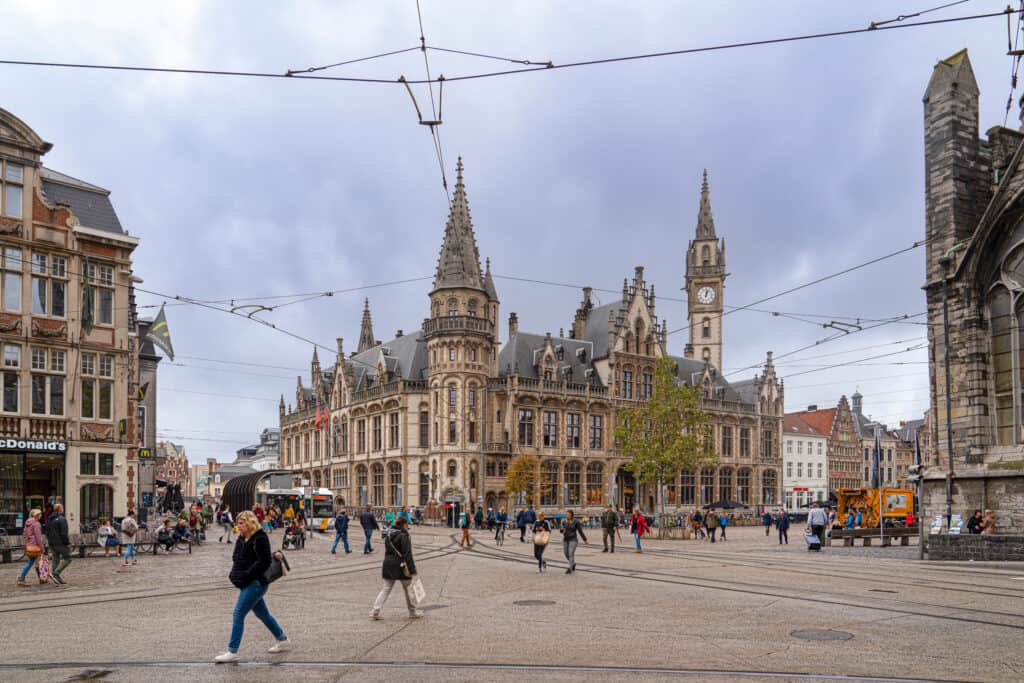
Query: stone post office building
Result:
<box><xmin>280</xmin><ymin>161</ymin><xmax>783</xmax><ymax>516</ymax></box>
<box><xmin>0</xmin><ymin>108</ymin><xmax>143</xmax><ymax>533</ymax></box>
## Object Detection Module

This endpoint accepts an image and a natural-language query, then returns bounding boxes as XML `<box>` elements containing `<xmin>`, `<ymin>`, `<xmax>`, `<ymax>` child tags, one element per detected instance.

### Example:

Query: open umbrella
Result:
<box><xmin>702</xmin><ymin>500</ymin><xmax>746</xmax><ymax>510</ymax></box>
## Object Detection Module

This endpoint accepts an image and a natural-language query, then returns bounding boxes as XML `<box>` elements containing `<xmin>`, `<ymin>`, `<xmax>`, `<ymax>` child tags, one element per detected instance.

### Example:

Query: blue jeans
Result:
<box><xmin>634</xmin><ymin>533</ymin><xmax>642</xmax><ymax>550</ymax></box>
<box><xmin>332</xmin><ymin>532</ymin><xmax>349</xmax><ymax>553</ymax></box>
<box><xmin>363</xmin><ymin>529</ymin><xmax>373</xmax><ymax>553</ymax></box>
<box><xmin>229</xmin><ymin>581</ymin><xmax>286</xmax><ymax>653</ymax></box>
<box><xmin>19</xmin><ymin>555</ymin><xmax>38</xmax><ymax>579</ymax></box>
<box><xmin>123</xmin><ymin>543</ymin><xmax>136</xmax><ymax>562</ymax></box>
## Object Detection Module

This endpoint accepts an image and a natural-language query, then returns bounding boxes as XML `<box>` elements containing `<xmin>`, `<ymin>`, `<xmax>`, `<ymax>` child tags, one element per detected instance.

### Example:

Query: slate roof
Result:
<box><xmin>498</xmin><ymin>332</ymin><xmax>600</xmax><ymax>383</ymax></box>
<box><xmin>40</xmin><ymin>168</ymin><xmax>124</xmax><ymax>234</ymax></box>
<box><xmin>666</xmin><ymin>354</ymin><xmax>744</xmax><ymax>401</ymax></box>
<box><xmin>346</xmin><ymin>329</ymin><xmax>429</xmax><ymax>389</ymax></box>
<box><xmin>580</xmin><ymin>301</ymin><xmax>624</xmax><ymax>360</ymax></box>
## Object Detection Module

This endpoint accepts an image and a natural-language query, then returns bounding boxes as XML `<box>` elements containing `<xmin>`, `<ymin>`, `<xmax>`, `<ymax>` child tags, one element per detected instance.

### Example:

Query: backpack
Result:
<box><xmin>121</xmin><ymin>517</ymin><xmax>138</xmax><ymax>537</ymax></box>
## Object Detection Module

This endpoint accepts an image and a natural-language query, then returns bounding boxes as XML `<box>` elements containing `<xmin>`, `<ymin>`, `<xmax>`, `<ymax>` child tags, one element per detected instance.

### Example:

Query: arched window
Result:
<box><xmin>701</xmin><ymin>244</ymin><xmax>711</xmax><ymax>266</ymax></box>
<box><xmin>447</xmin><ymin>298</ymin><xmax>458</xmax><ymax>317</ymax></box>
<box><xmin>467</xmin><ymin>299</ymin><xmax>477</xmax><ymax>318</ymax></box>
<box><xmin>761</xmin><ymin>469</ymin><xmax>777</xmax><ymax>505</ymax></box>
<box><xmin>700</xmin><ymin>468</ymin><xmax>715</xmax><ymax>506</ymax></box>
<box><xmin>665</xmin><ymin>470</ymin><xmax>678</xmax><ymax>505</ymax></box>
<box><xmin>586</xmin><ymin>462</ymin><xmax>603</xmax><ymax>504</ymax></box>
<box><xmin>469</xmin><ymin>464</ymin><xmax>477</xmax><ymax>490</ymax></box>
<box><xmin>80</xmin><ymin>484</ymin><xmax>113</xmax><ymax>527</ymax></box>
<box><xmin>540</xmin><ymin>460</ymin><xmax>559</xmax><ymax>506</ymax></box>
<box><xmin>371</xmin><ymin>463</ymin><xmax>385</xmax><ymax>506</ymax></box>
<box><xmin>990</xmin><ymin>285</ymin><xmax>1014</xmax><ymax>445</ymax></box>
<box><xmin>419</xmin><ymin>461</ymin><xmax>430</xmax><ymax>506</ymax></box>
<box><xmin>564</xmin><ymin>462</ymin><xmax>581</xmax><ymax>505</ymax></box>
<box><xmin>388</xmin><ymin>461</ymin><xmax>402</xmax><ymax>506</ymax></box>
<box><xmin>702</xmin><ymin>317</ymin><xmax>711</xmax><ymax>339</ymax></box>
<box><xmin>356</xmin><ymin>465</ymin><xmax>368</xmax><ymax>503</ymax></box>
<box><xmin>718</xmin><ymin>466</ymin><xmax>734</xmax><ymax>501</ymax></box>
<box><xmin>447</xmin><ymin>459</ymin><xmax>457</xmax><ymax>479</ymax></box>
<box><xmin>737</xmin><ymin>468</ymin><xmax>751</xmax><ymax>505</ymax></box>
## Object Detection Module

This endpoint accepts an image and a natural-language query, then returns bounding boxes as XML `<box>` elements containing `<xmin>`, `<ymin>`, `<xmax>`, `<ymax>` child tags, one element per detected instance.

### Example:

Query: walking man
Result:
<box><xmin>808</xmin><ymin>502</ymin><xmax>828</xmax><ymax>549</ymax></box>
<box><xmin>776</xmin><ymin>508</ymin><xmax>790</xmax><ymax>545</ymax></box>
<box><xmin>601</xmin><ymin>503</ymin><xmax>618</xmax><ymax>553</ymax></box>
<box><xmin>460</xmin><ymin>509</ymin><xmax>472</xmax><ymax>548</ymax></box>
<box><xmin>360</xmin><ymin>505</ymin><xmax>379</xmax><ymax>554</ymax></box>
<box><xmin>45</xmin><ymin>503</ymin><xmax>71</xmax><ymax>586</ymax></box>
<box><xmin>219</xmin><ymin>505</ymin><xmax>235</xmax><ymax>543</ymax></box>
<box><xmin>705</xmin><ymin>508</ymin><xmax>720</xmax><ymax>543</ymax></box>
<box><xmin>516</xmin><ymin>507</ymin><xmax>527</xmax><ymax>542</ymax></box>
<box><xmin>762</xmin><ymin>510</ymin><xmax>773</xmax><ymax>537</ymax></box>
<box><xmin>332</xmin><ymin>509</ymin><xmax>351</xmax><ymax>554</ymax></box>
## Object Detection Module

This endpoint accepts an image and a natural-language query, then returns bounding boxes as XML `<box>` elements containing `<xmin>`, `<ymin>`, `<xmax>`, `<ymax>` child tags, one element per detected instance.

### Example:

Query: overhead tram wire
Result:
<box><xmin>780</xmin><ymin>343</ymin><xmax>928</xmax><ymax>379</ymax></box>
<box><xmin>414</xmin><ymin>0</ymin><xmax>451</xmax><ymax>206</ymax></box>
<box><xmin>868</xmin><ymin>0</ymin><xmax>976</xmax><ymax>28</ymax></box>
<box><xmin>284</xmin><ymin>46</ymin><xmax>421</xmax><ymax>76</ymax></box>
<box><xmin>0</xmin><ymin>8</ymin><xmax>1016</xmax><ymax>86</ymax></box>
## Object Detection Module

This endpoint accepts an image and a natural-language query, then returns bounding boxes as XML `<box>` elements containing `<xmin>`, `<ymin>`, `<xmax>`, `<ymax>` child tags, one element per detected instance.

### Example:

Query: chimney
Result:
<box><xmin>807</xmin><ymin>404</ymin><xmax>818</xmax><ymax>411</ymax></box>
<box><xmin>396</xmin><ymin>329</ymin><xmax>403</xmax><ymax>338</ymax></box>
<box><xmin>508</xmin><ymin>312</ymin><xmax>518</xmax><ymax>337</ymax></box>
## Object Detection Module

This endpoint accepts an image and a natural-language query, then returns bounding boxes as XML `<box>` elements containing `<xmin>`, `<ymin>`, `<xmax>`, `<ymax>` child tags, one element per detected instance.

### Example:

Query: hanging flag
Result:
<box><xmin>913</xmin><ymin>431</ymin><xmax>922</xmax><ymax>468</ymax></box>
<box><xmin>81</xmin><ymin>260</ymin><xmax>95</xmax><ymax>335</ymax></box>
<box><xmin>145</xmin><ymin>304</ymin><xmax>175</xmax><ymax>361</ymax></box>
<box><xmin>137</xmin><ymin>382</ymin><xmax>149</xmax><ymax>401</ymax></box>
<box><xmin>871</xmin><ymin>431</ymin><xmax>881</xmax><ymax>489</ymax></box>
<box><xmin>315</xmin><ymin>407</ymin><xmax>323</xmax><ymax>430</ymax></box>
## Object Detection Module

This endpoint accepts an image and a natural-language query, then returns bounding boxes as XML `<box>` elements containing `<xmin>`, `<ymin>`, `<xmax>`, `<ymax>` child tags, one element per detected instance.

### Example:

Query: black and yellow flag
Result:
<box><xmin>137</xmin><ymin>382</ymin><xmax>149</xmax><ymax>401</ymax></box>
<box><xmin>146</xmin><ymin>305</ymin><xmax>175</xmax><ymax>361</ymax></box>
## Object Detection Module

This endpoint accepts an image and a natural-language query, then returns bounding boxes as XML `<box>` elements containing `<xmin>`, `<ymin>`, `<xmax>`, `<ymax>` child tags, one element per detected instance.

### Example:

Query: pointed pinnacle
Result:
<box><xmin>702</xmin><ymin>168</ymin><xmax>709</xmax><ymax>193</ymax></box>
<box><xmin>456</xmin><ymin>156</ymin><xmax>464</xmax><ymax>184</ymax></box>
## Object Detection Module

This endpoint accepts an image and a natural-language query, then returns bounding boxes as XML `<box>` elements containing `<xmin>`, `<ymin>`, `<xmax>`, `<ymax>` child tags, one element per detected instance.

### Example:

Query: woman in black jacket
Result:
<box><xmin>533</xmin><ymin>511</ymin><xmax>551</xmax><ymax>573</ymax></box>
<box><xmin>370</xmin><ymin>517</ymin><xmax>423</xmax><ymax>620</ymax></box>
<box><xmin>559</xmin><ymin>510</ymin><xmax>588</xmax><ymax>574</ymax></box>
<box><xmin>215</xmin><ymin>511</ymin><xmax>290</xmax><ymax>663</ymax></box>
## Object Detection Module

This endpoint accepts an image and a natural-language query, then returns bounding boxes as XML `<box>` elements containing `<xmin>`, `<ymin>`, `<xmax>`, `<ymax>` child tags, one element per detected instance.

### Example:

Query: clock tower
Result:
<box><xmin>685</xmin><ymin>169</ymin><xmax>726</xmax><ymax>370</ymax></box>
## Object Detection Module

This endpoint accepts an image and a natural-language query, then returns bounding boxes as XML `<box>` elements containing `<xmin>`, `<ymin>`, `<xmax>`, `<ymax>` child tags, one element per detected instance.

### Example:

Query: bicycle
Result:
<box><xmin>495</xmin><ymin>522</ymin><xmax>506</xmax><ymax>546</ymax></box>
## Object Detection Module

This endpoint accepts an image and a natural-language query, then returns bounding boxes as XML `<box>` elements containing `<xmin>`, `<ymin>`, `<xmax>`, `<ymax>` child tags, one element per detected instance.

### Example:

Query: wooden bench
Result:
<box><xmin>828</xmin><ymin>527</ymin><xmax>919</xmax><ymax>547</ymax></box>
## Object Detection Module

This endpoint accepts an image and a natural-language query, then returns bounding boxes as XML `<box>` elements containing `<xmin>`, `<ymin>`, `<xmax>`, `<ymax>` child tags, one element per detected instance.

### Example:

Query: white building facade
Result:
<box><xmin>782</xmin><ymin>412</ymin><xmax>829</xmax><ymax>510</ymax></box>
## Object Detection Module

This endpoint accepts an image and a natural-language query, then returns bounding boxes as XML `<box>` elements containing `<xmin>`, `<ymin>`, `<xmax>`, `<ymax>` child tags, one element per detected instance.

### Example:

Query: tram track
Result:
<box><xmin>462</xmin><ymin>537</ymin><xmax>1024</xmax><ymax>631</ymax></box>
<box><xmin>0</xmin><ymin>539</ymin><xmax>460</xmax><ymax>614</ymax></box>
<box><xmin>0</xmin><ymin>659</ymin><xmax>982</xmax><ymax>682</ymax></box>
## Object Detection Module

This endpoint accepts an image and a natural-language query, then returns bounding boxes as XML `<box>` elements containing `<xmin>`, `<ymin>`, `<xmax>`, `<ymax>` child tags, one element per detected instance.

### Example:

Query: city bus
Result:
<box><xmin>256</xmin><ymin>487</ymin><xmax>335</xmax><ymax>531</ymax></box>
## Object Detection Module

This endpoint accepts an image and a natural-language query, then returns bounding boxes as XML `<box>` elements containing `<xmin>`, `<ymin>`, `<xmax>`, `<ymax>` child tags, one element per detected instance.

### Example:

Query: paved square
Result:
<box><xmin>1</xmin><ymin>525</ymin><xmax>1021</xmax><ymax>682</ymax></box>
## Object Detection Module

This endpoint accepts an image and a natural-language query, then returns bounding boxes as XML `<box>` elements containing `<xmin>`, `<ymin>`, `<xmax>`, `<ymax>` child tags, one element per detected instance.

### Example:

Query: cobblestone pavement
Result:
<box><xmin>2</xmin><ymin>525</ymin><xmax>1023</xmax><ymax>683</ymax></box>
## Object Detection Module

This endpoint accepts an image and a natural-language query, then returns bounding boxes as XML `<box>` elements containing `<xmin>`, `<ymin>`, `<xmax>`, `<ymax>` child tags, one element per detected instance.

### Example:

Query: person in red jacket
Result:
<box><xmin>630</xmin><ymin>508</ymin><xmax>650</xmax><ymax>553</ymax></box>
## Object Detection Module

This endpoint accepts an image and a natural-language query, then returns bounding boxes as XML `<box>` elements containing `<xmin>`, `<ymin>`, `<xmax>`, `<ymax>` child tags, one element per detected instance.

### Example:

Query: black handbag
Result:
<box><xmin>263</xmin><ymin>551</ymin><xmax>290</xmax><ymax>584</ymax></box>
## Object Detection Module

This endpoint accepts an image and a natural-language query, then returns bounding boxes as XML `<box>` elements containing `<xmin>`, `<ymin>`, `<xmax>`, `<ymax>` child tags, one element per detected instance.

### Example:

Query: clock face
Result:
<box><xmin>696</xmin><ymin>286</ymin><xmax>716</xmax><ymax>304</ymax></box>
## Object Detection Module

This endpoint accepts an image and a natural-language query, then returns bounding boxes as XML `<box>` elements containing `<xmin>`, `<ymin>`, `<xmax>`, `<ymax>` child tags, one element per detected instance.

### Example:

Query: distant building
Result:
<box><xmin>782</xmin><ymin>412</ymin><xmax>829</xmax><ymax>509</ymax></box>
<box><xmin>789</xmin><ymin>399</ymin><xmax>861</xmax><ymax>495</ymax></box>
<box><xmin>232</xmin><ymin>427</ymin><xmax>279</xmax><ymax>471</ymax></box>
<box><xmin>850</xmin><ymin>392</ymin><xmax>913</xmax><ymax>490</ymax></box>
<box><xmin>186</xmin><ymin>462</ymin><xmax>209</xmax><ymax>499</ymax></box>
<box><xmin>154</xmin><ymin>441</ymin><xmax>188</xmax><ymax>485</ymax></box>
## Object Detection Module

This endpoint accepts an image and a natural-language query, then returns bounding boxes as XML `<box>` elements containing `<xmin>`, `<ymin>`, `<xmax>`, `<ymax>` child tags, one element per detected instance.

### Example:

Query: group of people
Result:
<box><xmin>686</xmin><ymin>508</ymin><xmax>732</xmax><ymax>542</ymax></box>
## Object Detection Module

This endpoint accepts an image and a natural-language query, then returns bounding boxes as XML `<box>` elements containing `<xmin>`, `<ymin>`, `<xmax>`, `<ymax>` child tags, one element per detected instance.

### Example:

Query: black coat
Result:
<box><xmin>45</xmin><ymin>513</ymin><xmax>69</xmax><ymax>547</ymax></box>
<box><xmin>229</xmin><ymin>530</ymin><xmax>273</xmax><ymax>588</ymax></box>
<box><xmin>382</xmin><ymin>528</ymin><xmax>417</xmax><ymax>580</ymax></box>
<box><xmin>360</xmin><ymin>511</ymin><xmax>379</xmax><ymax>531</ymax></box>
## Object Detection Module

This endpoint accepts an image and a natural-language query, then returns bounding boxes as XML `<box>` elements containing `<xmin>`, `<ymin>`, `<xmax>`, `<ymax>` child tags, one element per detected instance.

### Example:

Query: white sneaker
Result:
<box><xmin>214</xmin><ymin>651</ymin><xmax>240</xmax><ymax>663</ymax></box>
<box><xmin>267</xmin><ymin>639</ymin><xmax>291</xmax><ymax>654</ymax></box>
<box><xmin>408</xmin><ymin>610</ymin><xmax>424</xmax><ymax>619</ymax></box>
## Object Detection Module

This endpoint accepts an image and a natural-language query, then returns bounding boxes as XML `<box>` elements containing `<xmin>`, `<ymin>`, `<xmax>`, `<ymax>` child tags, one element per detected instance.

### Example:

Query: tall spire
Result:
<box><xmin>433</xmin><ymin>157</ymin><xmax>485</xmax><ymax>292</ymax></box>
<box><xmin>695</xmin><ymin>168</ymin><xmax>716</xmax><ymax>240</ymax></box>
<box><xmin>357</xmin><ymin>298</ymin><xmax>376</xmax><ymax>353</ymax></box>
<box><xmin>483</xmin><ymin>257</ymin><xmax>498</xmax><ymax>301</ymax></box>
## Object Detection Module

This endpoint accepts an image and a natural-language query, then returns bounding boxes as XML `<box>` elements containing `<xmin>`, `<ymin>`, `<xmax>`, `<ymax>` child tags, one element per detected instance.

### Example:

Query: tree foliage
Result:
<box><xmin>614</xmin><ymin>356</ymin><xmax>717</xmax><ymax>515</ymax></box>
<box><xmin>504</xmin><ymin>454</ymin><xmax>540</xmax><ymax>506</ymax></box>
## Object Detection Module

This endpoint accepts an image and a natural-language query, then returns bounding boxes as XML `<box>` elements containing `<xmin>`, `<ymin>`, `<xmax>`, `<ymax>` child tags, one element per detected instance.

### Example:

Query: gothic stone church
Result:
<box><xmin>279</xmin><ymin>161</ymin><xmax>783</xmax><ymax>516</ymax></box>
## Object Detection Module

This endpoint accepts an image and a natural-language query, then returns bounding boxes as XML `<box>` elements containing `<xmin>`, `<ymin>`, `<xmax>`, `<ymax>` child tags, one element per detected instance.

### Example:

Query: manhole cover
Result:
<box><xmin>513</xmin><ymin>599</ymin><xmax>556</xmax><ymax>606</ymax></box>
<box><xmin>790</xmin><ymin>629</ymin><xmax>854</xmax><ymax>642</ymax></box>
<box><xmin>420</xmin><ymin>604</ymin><xmax>448</xmax><ymax>611</ymax></box>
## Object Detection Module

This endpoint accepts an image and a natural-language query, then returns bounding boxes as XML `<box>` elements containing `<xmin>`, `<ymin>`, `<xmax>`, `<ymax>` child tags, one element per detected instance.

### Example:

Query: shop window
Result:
<box><xmin>81</xmin><ymin>353</ymin><xmax>114</xmax><ymax>420</ymax></box>
<box><xmin>2</xmin><ymin>247</ymin><xmax>22</xmax><ymax>312</ymax></box>
<box><xmin>564</xmin><ymin>462</ymin><xmax>581</xmax><ymax>505</ymax></box>
<box><xmin>1</xmin><ymin>160</ymin><xmax>23</xmax><ymax>218</ymax></box>
<box><xmin>80</xmin><ymin>484</ymin><xmax>113</xmax><ymax>527</ymax></box>
<box><xmin>586</xmin><ymin>462</ymin><xmax>603</xmax><ymax>504</ymax></box>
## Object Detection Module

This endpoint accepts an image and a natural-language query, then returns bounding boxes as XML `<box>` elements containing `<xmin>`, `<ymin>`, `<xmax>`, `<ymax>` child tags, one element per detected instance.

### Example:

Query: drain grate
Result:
<box><xmin>513</xmin><ymin>599</ymin><xmax>556</xmax><ymax>606</ymax></box>
<box><xmin>790</xmin><ymin>629</ymin><xmax>854</xmax><ymax>642</ymax></box>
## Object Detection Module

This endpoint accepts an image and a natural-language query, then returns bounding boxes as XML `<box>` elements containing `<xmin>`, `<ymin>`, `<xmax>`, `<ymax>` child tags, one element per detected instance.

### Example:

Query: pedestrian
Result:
<box><xmin>980</xmin><ymin>509</ymin><xmax>997</xmax><ymax>535</ymax></box>
<box><xmin>560</xmin><ymin>510</ymin><xmax>588</xmax><ymax>573</ymax></box>
<box><xmin>120</xmin><ymin>510</ymin><xmax>139</xmax><ymax>568</ymax></box>
<box><xmin>807</xmin><ymin>502</ymin><xmax>828</xmax><ymax>549</ymax></box>
<box><xmin>533</xmin><ymin>511</ymin><xmax>551</xmax><ymax>572</ymax></box>
<box><xmin>399</xmin><ymin>505</ymin><xmax>412</xmax><ymax>526</ymax></box>
<box><xmin>214</xmin><ymin>510</ymin><xmax>290</xmax><ymax>663</ymax></box>
<box><xmin>219</xmin><ymin>505</ymin><xmax>235</xmax><ymax>543</ymax></box>
<box><xmin>360</xmin><ymin>505</ymin><xmax>379</xmax><ymax>554</ymax></box>
<box><xmin>691</xmin><ymin>510</ymin><xmax>705</xmax><ymax>541</ymax></box>
<box><xmin>525</xmin><ymin>505</ymin><xmax>537</xmax><ymax>535</ymax></box>
<box><xmin>332</xmin><ymin>509</ymin><xmax>351</xmax><ymax>554</ymax></box>
<box><xmin>775</xmin><ymin>508</ymin><xmax>790</xmax><ymax>544</ymax></box>
<box><xmin>965</xmin><ymin>509</ymin><xmax>983</xmax><ymax>534</ymax></box>
<box><xmin>906</xmin><ymin>511</ymin><xmax>916</xmax><ymax>528</ymax></box>
<box><xmin>473</xmin><ymin>507</ymin><xmax>484</xmax><ymax>530</ymax></box>
<box><xmin>704</xmin><ymin>508</ymin><xmax>720</xmax><ymax>543</ymax></box>
<box><xmin>384</xmin><ymin>509</ymin><xmax>396</xmax><ymax>527</ymax></box>
<box><xmin>845</xmin><ymin>511</ymin><xmax>856</xmax><ymax>530</ymax></box>
<box><xmin>370</xmin><ymin>516</ymin><xmax>423</xmax><ymax>620</ymax></box>
<box><xmin>460</xmin><ymin>509</ymin><xmax>472</xmax><ymax>548</ymax></box>
<box><xmin>98</xmin><ymin>518</ymin><xmax>119</xmax><ymax>558</ymax></box>
<box><xmin>762</xmin><ymin>510</ymin><xmax>773</xmax><ymax>536</ymax></box>
<box><xmin>629</xmin><ymin>508</ymin><xmax>650</xmax><ymax>553</ymax></box>
<box><xmin>855</xmin><ymin>508</ymin><xmax>864</xmax><ymax>528</ymax></box>
<box><xmin>601</xmin><ymin>503</ymin><xmax>618</xmax><ymax>553</ymax></box>
<box><xmin>17</xmin><ymin>508</ymin><xmax>45</xmax><ymax>587</ymax></box>
<box><xmin>516</xmin><ymin>507</ymin><xmax>527</xmax><ymax>542</ymax></box>
<box><xmin>719</xmin><ymin>512</ymin><xmax>730</xmax><ymax>541</ymax></box>
<box><xmin>45</xmin><ymin>503</ymin><xmax>71</xmax><ymax>586</ymax></box>
<box><xmin>486</xmin><ymin>508</ymin><xmax>495</xmax><ymax>532</ymax></box>
<box><xmin>494</xmin><ymin>507</ymin><xmax>508</xmax><ymax>541</ymax></box>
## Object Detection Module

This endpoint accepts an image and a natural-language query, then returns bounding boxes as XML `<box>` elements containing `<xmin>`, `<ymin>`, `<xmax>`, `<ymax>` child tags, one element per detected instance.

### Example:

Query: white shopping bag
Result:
<box><xmin>411</xmin><ymin>576</ymin><xmax>426</xmax><ymax>604</ymax></box>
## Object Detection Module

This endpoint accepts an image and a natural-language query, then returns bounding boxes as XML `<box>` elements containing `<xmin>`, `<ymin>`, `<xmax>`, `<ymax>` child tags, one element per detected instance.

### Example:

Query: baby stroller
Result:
<box><xmin>804</xmin><ymin>529</ymin><xmax>822</xmax><ymax>552</ymax></box>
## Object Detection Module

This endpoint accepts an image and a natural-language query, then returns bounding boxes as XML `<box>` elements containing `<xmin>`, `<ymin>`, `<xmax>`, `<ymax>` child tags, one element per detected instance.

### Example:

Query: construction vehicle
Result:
<box><xmin>835</xmin><ymin>487</ymin><xmax>914</xmax><ymax>528</ymax></box>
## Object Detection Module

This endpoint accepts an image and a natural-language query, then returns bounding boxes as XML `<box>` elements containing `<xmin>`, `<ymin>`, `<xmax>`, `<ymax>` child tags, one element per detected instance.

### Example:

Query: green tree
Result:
<box><xmin>614</xmin><ymin>356</ymin><xmax>717</xmax><ymax>535</ymax></box>
<box><xmin>504</xmin><ymin>454</ymin><xmax>540</xmax><ymax>507</ymax></box>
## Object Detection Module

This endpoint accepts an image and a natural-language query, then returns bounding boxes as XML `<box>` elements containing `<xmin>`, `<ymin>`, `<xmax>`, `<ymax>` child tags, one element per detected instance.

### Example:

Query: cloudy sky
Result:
<box><xmin>3</xmin><ymin>1</ymin><xmax>1014</xmax><ymax>462</ymax></box>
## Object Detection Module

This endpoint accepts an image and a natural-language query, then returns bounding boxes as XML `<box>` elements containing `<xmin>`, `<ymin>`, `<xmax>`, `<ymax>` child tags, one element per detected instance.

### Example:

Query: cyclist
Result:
<box><xmin>494</xmin><ymin>506</ymin><xmax>509</xmax><ymax>545</ymax></box>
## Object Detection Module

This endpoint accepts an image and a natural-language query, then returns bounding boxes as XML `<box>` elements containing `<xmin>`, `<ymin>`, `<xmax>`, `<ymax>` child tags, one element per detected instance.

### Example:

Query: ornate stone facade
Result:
<box><xmin>280</xmin><ymin>161</ymin><xmax>783</xmax><ymax>515</ymax></box>
<box><xmin>922</xmin><ymin>49</ymin><xmax>1024</xmax><ymax>531</ymax></box>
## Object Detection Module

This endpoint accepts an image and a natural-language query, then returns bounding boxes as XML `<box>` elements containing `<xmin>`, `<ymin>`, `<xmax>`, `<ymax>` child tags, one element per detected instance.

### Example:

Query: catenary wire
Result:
<box><xmin>868</xmin><ymin>0</ymin><xmax>975</xmax><ymax>28</ymax></box>
<box><xmin>0</xmin><ymin>9</ymin><xmax>1015</xmax><ymax>86</ymax></box>
<box><xmin>285</xmin><ymin>46</ymin><xmax>420</xmax><ymax>75</ymax></box>
<box><xmin>779</xmin><ymin>343</ymin><xmax>927</xmax><ymax>379</ymax></box>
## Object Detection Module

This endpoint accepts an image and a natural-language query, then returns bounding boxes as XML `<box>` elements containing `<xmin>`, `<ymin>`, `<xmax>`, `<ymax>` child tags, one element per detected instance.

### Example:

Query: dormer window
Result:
<box><xmin>556</xmin><ymin>346</ymin><xmax>564</xmax><ymax>361</ymax></box>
